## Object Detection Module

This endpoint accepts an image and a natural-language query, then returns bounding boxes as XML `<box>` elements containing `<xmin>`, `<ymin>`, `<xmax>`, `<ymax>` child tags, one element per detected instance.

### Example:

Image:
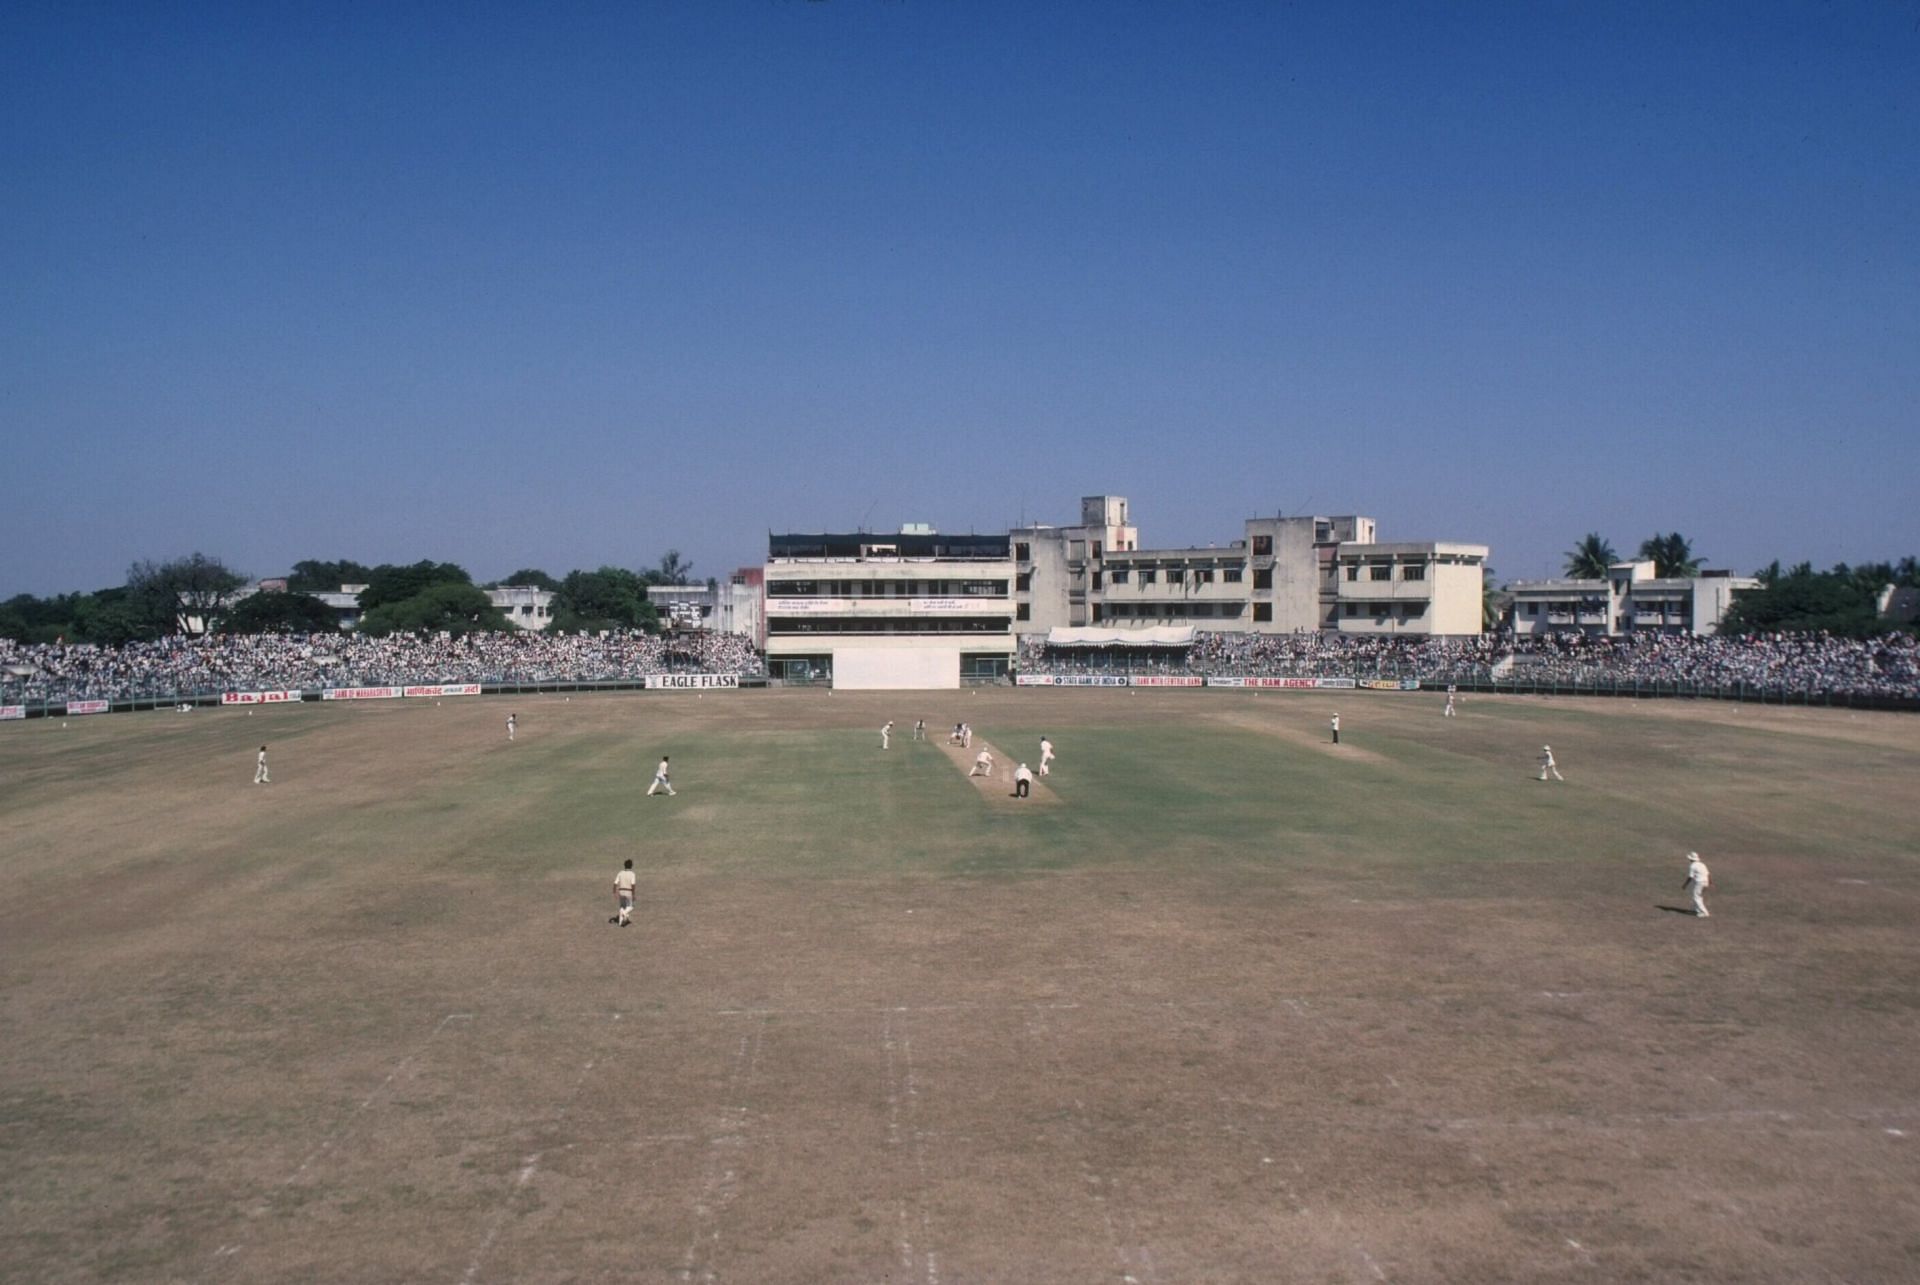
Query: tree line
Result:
<box><xmin>1557</xmin><ymin>532</ymin><xmax>1920</xmax><ymax>637</ymax></box>
<box><xmin>0</xmin><ymin>550</ymin><xmax>702</xmax><ymax>645</ymax></box>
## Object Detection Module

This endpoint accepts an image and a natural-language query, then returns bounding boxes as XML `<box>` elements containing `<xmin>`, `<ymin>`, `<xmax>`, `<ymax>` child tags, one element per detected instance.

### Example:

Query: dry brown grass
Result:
<box><xmin>1</xmin><ymin>689</ymin><xmax>1917</xmax><ymax>1282</ymax></box>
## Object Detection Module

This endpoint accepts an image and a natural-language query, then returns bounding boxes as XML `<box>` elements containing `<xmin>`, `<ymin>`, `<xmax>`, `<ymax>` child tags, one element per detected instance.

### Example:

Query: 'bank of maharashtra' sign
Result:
<box><xmin>1015</xmin><ymin>674</ymin><xmax>1129</xmax><ymax>687</ymax></box>
<box><xmin>222</xmin><ymin>690</ymin><xmax>303</xmax><ymax>705</ymax></box>
<box><xmin>646</xmin><ymin>674</ymin><xmax>739</xmax><ymax>690</ymax></box>
<box><xmin>322</xmin><ymin>686</ymin><xmax>404</xmax><ymax>701</ymax></box>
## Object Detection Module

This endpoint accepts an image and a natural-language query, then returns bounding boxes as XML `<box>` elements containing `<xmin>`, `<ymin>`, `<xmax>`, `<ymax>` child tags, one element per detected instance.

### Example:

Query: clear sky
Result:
<box><xmin>4</xmin><ymin>1</ymin><xmax>1916</xmax><ymax>595</ymax></box>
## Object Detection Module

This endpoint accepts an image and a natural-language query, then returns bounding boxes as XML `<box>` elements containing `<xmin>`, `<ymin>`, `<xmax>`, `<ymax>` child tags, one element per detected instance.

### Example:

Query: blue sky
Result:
<box><xmin>4</xmin><ymin>1</ymin><xmax>1916</xmax><ymax>595</ymax></box>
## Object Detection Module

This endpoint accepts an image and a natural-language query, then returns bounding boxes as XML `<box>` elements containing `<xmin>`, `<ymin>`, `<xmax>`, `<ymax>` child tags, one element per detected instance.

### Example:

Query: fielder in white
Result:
<box><xmin>611</xmin><ymin>858</ymin><xmax>637</xmax><ymax>926</ymax></box>
<box><xmin>1443</xmin><ymin>686</ymin><xmax>1457</xmax><ymax>717</ymax></box>
<box><xmin>506</xmin><ymin>713</ymin><xmax>516</xmax><ymax>741</ymax></box>
<box><xmin>254</xmin><ymin>745</ymin><xmax>270</xmax><ymax>784</ymax></box>
<box><xmin>1038</xmin><ymin>736</ymin><xmax>1055</xmax><ymax>776</ymax></box>
<box><xmin>647</xmin><ymin>756</ymin><xmax>676</xmax><ymax>796</ymax></box>
<box><xmin>969</xmin><ymin>748</ymin><xmax>994</xmax><ymax>778</ymax></box>
<box><xmin>881</xmin><ymin>720</ymin><xmax>893</xmax><ymax>750</ymax></box>
<box><xmin>1538</xmin><ymin>745</ymin><xmax>1563</xmax><ymax>781</ymax></box>
<box><xmin>1683</xmin><ymin>852</ymin><xmax>1711</xmax><ymax>917</ymax></box>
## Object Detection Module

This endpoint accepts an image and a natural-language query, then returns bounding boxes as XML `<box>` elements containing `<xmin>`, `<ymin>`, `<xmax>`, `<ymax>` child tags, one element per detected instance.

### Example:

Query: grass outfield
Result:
<box><xmin>2</xmin><ymin>687</ymin><xmax>1918</xmax><ymax>1282</ymax></box>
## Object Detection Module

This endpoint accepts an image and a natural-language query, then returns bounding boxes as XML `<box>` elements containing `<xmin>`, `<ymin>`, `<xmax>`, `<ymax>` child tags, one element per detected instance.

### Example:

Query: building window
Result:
<box><xmin>1091</xmin><ymin>572</ymin><xmax>1103</xmax><ymax>590</ymax></box>
<box><xmin>1402</xmin><ymin>601</ymin><xmax>1426</xmax><ymax>615</ymax></box>
<box><xmin>1219</xmin><ymin>603</ymin><xmax>1243</xmax><ymax>616</ymax></box>
<box><xmin>1139</xmin><ymin>569</ymin><xmax>1157</xmax><ymax>585</ymax></box>
<box><xmin>1091</xmin><ymin>542</ymin><xmax>1102</xmax><ymax>559</ymax></box>
<box><xmin>1253</xmin><ymin>602</ymin><xmax>1272</xmax><ymax>622</ymax></box>
<box><xmin>1069</xmin><ymin>540</ymin><xmax>1085</xmax><ymax>561</ymax></box>
<box><xmin>1252</xmin><ymin>535</ymin><xmax>1272</xmax><ymax>556</ymax></box>
<box><xmin>1369</xmin><ymin>564</ymin><xmax>1392</xmax><ymax>581</ymax></box>
<box><xmin>1345</xmin><ymin>565</ymin><xmax>1359</xmax><ymax>581</ymax></box>
<box><xmin>1194</xmin><ymin>570</ymin><xmax>1214</xmax><ymax>585</ymax></box>
<box><xmin>1526</xmin><ymin>603</ymin><xmax>1540</xmax><ymax>615</ymax></box>
<box><xmin>1252</xmin><ymin>569</ymin><xmax>1271</xmax><ymax>589</ymax></box>
<box><xmin>1015</xmin><ymin>542</ymin><xmax>1030</xmax><ymax>562</ymax></box>
<box><xmin>1224</xmin><ymin>567</ymin><xmax>1243</xmax><ymax>584</ymax></box>
<box><xmin>1091</xmin><ymin>603</ymin><xmax>1102</xmax><ymax>621</ymax></box>
<box><xmin>1016</xmin><ymin>571</ymin><xmax>1031</xmax><ymax>591</ymax></box>
<box><xmin>1402</xmin><ymin>564</ymin><xmax>1426</xmax><ymax>581</ymax></box>
<box><xmin>1110</xmin><ymin>569</ymin><xmax>1128</xmax><ymax>584</ymax></box>
<box><xmin>1345</xmin><ymin>602</ymin><xmax>1360</xmax><ymax>616</ymax></box>
<box><xmin>1017</xmin><ymin>603</ymin><xmax>1030</xmax><ymax>620</ymax></box>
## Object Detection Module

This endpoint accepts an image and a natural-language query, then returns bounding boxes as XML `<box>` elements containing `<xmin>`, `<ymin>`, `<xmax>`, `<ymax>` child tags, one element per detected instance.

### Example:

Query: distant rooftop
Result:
<box><xmin>769</xmin><ymin>532</ymin><xmax>1009</xmax><ymax>560</ymax></box>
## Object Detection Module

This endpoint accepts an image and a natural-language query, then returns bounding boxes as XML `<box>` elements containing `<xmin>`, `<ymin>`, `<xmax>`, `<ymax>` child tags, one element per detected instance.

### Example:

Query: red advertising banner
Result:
<box><xmin>66</xmin><ymin>699</ymin><xmax>110</xmax><ymax>715</ymax></box>
<box><xmin>222</xmin><ymin>690</ymin><xmax>303</xmax><ymax>705</ymax></box>
<box><xmin>0</xmin><ymin>705</ymin><xmax>25</xmax><ymax>721</ymax></box>
<box><xmin>403</xmin><ymin>684</ymin><xmax>483</xmax><ymax>698</ymax></box>
<box><xmin>322</xmin><ymin>686</ymin><xmax>404</xmax><ymax>701</ymax></box>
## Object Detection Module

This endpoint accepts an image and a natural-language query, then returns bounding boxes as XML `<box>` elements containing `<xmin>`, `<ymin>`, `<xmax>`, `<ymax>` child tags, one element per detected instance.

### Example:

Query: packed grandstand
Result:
<box><xmin>0</xmin><ymin>630</ymin><xmax>766</xmax><ymax>703</ymax></box>
<box><xmin>4</xmin><ymin>627</ymin><xmax>1919</xmax><ymax>706</ymax></box>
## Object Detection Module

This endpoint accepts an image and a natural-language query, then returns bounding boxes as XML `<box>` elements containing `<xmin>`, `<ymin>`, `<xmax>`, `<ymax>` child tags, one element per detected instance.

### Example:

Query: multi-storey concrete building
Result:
<box><xmin>1015</xmin><ymin>498</ymin><xmax>1485</xmax><ymax>636</ymax></box>
<box><xmin>762</xmin><ymin>528</ymin><xmax>1015</xmax><ymax>688</ymax></box>
<box><xmin>1333</xmin><ymin>542</ymin><xmax>1489</xmax><ymax>635</ymax></box>
<box><xmin>1508</xmin><ymin>561</ymin><xmax>1758</xmax><ymax>637</ymax></box>
<box><xmin>718</xmin><ymin>566</ymin><xmax>765</xmax><ymax>646</ymax></box>
<box><xmin>1008</xmin><ymin>496</ymin><xmax>1140</xmax><ymax>632</ymax></box>
<box><xmin>486</xmin><ymin>585</ymin><xmax>556</xmax><ymax>631</ymax></box>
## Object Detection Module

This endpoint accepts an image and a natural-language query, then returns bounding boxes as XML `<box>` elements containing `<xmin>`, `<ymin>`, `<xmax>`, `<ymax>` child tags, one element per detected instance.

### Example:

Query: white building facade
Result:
<box><xmin>763</xmin><ymin>529</ymin><xmax>1015</xmax><ymax>689</ymax></box>
<box><xmin>1508</xmin><ymin>561</ymin><xmax>1759</xmax><ymax>637</ymax></box>
<box><xmin>1015</xmin><ymin>497</ymin><xmax>1486</xmax><ymax>637</ymax></box>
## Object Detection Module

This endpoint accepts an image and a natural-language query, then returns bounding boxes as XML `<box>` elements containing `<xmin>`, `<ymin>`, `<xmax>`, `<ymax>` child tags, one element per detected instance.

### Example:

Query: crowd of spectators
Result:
<box><xmin>0</xmin><ymin>630</ymin><xmax>766</xmax><ymax>704</ymax></box>
<box><xmin>1017</xmin><ymin>630</ymin><xmax>1920</xmax><ymax>700</ymax></box>
<box><xmin>8</xmin><ymin>627</ymin><xmax>1917</xmax><ymax>706</ymax></box>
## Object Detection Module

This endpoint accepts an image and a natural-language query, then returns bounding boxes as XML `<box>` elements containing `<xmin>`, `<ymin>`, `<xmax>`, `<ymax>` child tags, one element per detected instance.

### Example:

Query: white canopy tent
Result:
<box><xmin>1042</xmin><ymin>626</ymin><xmax>1195</xmax><ymax>648</ymax></box>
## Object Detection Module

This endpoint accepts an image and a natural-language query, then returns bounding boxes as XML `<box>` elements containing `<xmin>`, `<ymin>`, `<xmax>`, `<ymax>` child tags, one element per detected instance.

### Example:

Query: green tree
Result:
<box><xmin>1718</xmin><ymin>564</ymin><xmax>1878</xmax><ymax>637</ymax></box>
<box><xmin>647</xmin><ymin>550</ymin><xmax>694</xmax><ymax>586</ymax></box>
<box><xmin>551</xmin><ymin>567</ymin><xmax>658</xmax><ymax>632</ymax></box>
<box><xmin>71</xmin><ymin>587</ymin><xmax>155</xmax><ymax>645</ymax></box>
<box><xmin>358</xmin><ymin>582</ymin><xmax>509</xmax><ymax>636</ymax></box>
<box><xmin>1563</xmin><ymin>533</ymin><xmax>1617</xmax><ymax>579</ymax></box>
<box><xmin>125</xmin><ymin>553</ymin><xmax>247</xmax><ymax>635</ymax></box>
<box><xmin>223</xmin><ymin>590</ymin><xmax>342</xmax><ymax>635</ymax></box>
<box><xmin>498</xmin><ymin>568</ymin><xmax>560</xmax><ymax>591</ymax></box>
<box><xmin>0</xmin><ymin>592</ymin><xmax>94</xmax><ymax>644</ymax></box>
<box><xmin>1481</xmin><ymin>566</ymin><xmax>1507</xmax><ymax>633</ymax></box>
<box><xmin>358</xmin><ymin>561</ymin><xmax>472</xmax><ymax>612</ymax></box>
<box><xmin>288</xmin><ymin>559</ymin><xmax>375</xmax><ymax>593</ymax></box>
<box><xmin>1637</xmin><ymin>532</ymin><xmax>1701</xmax><ymax>579</ymax></box>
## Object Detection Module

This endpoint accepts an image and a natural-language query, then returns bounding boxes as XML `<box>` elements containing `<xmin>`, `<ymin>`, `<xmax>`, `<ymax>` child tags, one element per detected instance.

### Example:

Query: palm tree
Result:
<box><xmin>1481</xmin><ymin>566</ymin><xmax>1508</xmax><ymax>632</ymax></box>
<box><xmin>1564</xmin><ymin>533</ymin><xmax>1617</xmax><ymax>579</ymax></box>
<box><xmin>1637</xmin><ymin>532</ymin><xmax>1701</xmax><ymax>579</ymax></box>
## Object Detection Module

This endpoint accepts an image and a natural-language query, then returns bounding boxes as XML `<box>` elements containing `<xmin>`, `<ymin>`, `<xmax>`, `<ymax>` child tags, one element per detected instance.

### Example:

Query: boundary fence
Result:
<box><xmin>6</xmin><ymin>671</ymin><xmax>1916</xmax><ymax>720</ymax></box>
